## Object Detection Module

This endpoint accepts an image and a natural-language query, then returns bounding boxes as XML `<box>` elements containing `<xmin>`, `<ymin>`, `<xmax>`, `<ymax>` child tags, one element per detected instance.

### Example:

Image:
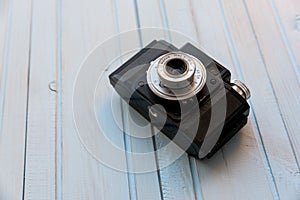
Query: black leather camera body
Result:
<box><xmin>109</xmin><ymin>40</ymin><xmax>250</xmax><ymax>159</ymax></box>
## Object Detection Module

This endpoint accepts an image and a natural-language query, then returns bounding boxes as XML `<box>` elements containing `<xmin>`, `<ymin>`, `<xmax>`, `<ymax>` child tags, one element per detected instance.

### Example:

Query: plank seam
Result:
<box><xmin>112</xmin><ymin>0</ymin><xmax>122</xmax><ymax>61</ymax></box>
<box><xmin>158</xmin><ymin>0</ymin><xmax>171</xmax><ymax>42</ymax></box>
<box><xmin>55</xmin><ymin>0</ymin><xmax>63</xmax><ymax>199</ymax></box>
<box><xmin>120</xmin><ymin>101</ymin><xmax>138</xmax><ymax>200</ymax></box>
<box><xmin>134</xmin><ymin>1</ymin><xmax>167</xmax><ymax>198</ymax></box>
<box><xmin>151</xmin><ymin>126</ymin><xmax>164</xmax><ymax>200</ymax></box>
<box><xmin>241</xmin><ymin>0</ymin><xmax>300</xmax><ymax>171</ymax></box>
<box><xmin>188</xmin><ymin>157</ymin><xmax>203</xmax><ymax>200</ymax></box>
<box><xmin>218</xmin><ymin>0</ymin><xmax>281</xmax><ymax>199</ymax></box>
<box><xmin>133</xmin><ymin>0</ymin><xmax>143</xmax><ymax>47</ymax></box>
<box><xmin>159</xmin><ymin>2</ymin><xmax>202</xmax><ymax>199</ymax></box>
<box><xmin>0</xmin><ymin>0</ymin><xmax>13</xmax><ymax>135</ymax></box>
<box><xmin>113</xmin><ymin>1</ymin><xmax>137</xmax><ymax>199</ymax></box>
<box><xmin>22</xmin><ymin>0</ymin><xmax>34</xmax><ymax>199</ymax></box>
<box><xmin>132</xmin><ymin>1</ymin><xmax>165</xmax><ymax>199</ymax></box>
<box><xmin>145</xmin><ymin>0</ymin><xmax>171</xmax><ymax>200</ymax></box>
<box><xmin>268</xmin><ymin>0</ymin><xmax>300</xmax><ymax>80</ymax></box>
<box><xmin>187</xmin><ymin>0</ymin><xmax>201</xmax><ymax>43</ymax></box>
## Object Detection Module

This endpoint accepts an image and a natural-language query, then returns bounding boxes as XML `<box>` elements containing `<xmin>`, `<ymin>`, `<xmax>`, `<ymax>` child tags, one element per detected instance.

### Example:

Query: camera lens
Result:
<box><xmin>165</xmin><ymin>59</ymin><xmax>187</xmax><ymax>76</ymax></box>
<box><xmin>147</xmin><ymin>52</ymin><xmax>207</xmax><ymax>100</ymax></box>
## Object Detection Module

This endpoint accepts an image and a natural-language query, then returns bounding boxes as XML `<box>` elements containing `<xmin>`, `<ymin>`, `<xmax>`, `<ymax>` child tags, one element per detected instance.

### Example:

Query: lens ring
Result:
<box><xmin>157</xmin><ymin>52</ymin><xmax>196</xmax><ymax>89</ymax></box>
<box><xmin>147</xmin><ymin>51</ymin><xmax>207</xmax><ymax>101</ymax></box>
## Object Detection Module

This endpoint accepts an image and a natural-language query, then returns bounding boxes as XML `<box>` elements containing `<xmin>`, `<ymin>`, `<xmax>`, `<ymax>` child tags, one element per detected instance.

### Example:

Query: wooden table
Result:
<box><xmin>0</xmin><ymin>0</ymin><xmax>299</xmax><ymax>199</ymax></box>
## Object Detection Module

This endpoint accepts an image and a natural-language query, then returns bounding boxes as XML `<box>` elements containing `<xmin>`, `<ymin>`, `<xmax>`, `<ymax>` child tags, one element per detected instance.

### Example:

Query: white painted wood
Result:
<box><xmin>0</xmin><ymin>0</ymin><xmax>32</xmax><ymax>199</ymax></box>
<box><xmin>137</xmin><ymin>1</ymin><xmax>197</xmax><ymax>200</ymax></box>
<box><xmin>23</xmin><ymin>0</ymin><xmax>57</xmax><ymax>199</ymax></box>
<box><xmin>154</xmin><ymin>132</ymin><xmax>197</xmax><ymax>200</ymax></box>
<box><xmin>163</xmin><ymin>0</ymin><xmax>285</xmax><ymax>199</ymax></box>
<box><xmin>0</xmin><ymin>0</ymin><xmax>298</xmax><ymax>199</ymax></box>
<box><xmin>0</xmin><ymin>0</ymin><xmax>10</xmax><ymax>124</ymax></box>
<box><xmin>61</xmin><ymin>0</ymin><xmax>130</xmax><ymax>199</ymax></box>
<box><xmin>271</xmin><ymin>0</ymin><xmax>300</xmax><ymax>76</ymax></box>
<box><xmin>244</xmin><ymin>0</ymin><xmax>300</xmax><ymax>169</ymax></box>
<box><xmin>136</xmin><ymin>0</ymin><xmax>170</xmax><ymax>44</ymax></box>
<box><xmin>0</xmin><ymin>0</ymin><xmax>10</xmax><ymax>84</ymax></box>
<box><xmin>114</xmin><ymin>0</ymin><xmax>162</xmax><ymax>199</ymax></box>
<box><xmin>220</xmin><ymin>1</ymin><xmax>300</xmax><ymax>199</ymax></box>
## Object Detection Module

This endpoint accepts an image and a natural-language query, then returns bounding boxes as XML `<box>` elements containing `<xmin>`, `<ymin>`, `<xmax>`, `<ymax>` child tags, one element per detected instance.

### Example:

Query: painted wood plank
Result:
<box><xmin>270</xmin><ymin>0</ymin><xmax>300</xmax><ymax>77</ymax></box>
<box><xmin>244</xmin><ymin>0</ymin><xmax>300</xmax><ymax>170</ymax></box>
<box><xmin>164</xmin><ymin>0</ymin><xmax>281</xmax><ymax>199</ymax></box>
<box><xmin>114</xmin><ymin>0</ymin><xmax>162</xmax><ymax>199</ymax></box>
<box><xmin>136</xmin><ymin>0</ymin><xmax>170</xmax><ymax>44</ymax></box>
<box><xmin>188</xmin><ymin>1</ymin><xmax>278</xmax><ymax>199</ymax></box>
<box><xmin>23</xmin><ymin>0</ymin><xmax>57</xmax><ymax>198</ymax></box>
<box><xmin>157</xmin><ymin>2</ymin><xmax>210</xmax><ymax>200</ymax></box>
<box><xmin>0</xmin><ymin>0</ymin><xmax>32</xmax><ymax>199</ymax></box>
<box><xmin>61</xmin><ymin>0</ymin><xmax>131</xmax><ymax>199</ymax></box>
<box><xmin>137</xmin><ymin>1</ymin><xmax>197</xmax><ymax>199</ymax></box>
<box><xmin>120</xmin><ymin>103</ymin><xmax>162</xmax><ymax>200</ymax></box>
<box><xmin>0</xmin><ymin>0</ymin><xmax>10</xmax><ymax>88</ymax></box>
<box><xmin>0</xmin><ymin>0</ymin><xmax>10</xmax><ymax>120</ymax></box>
<box><xmin>0</xmin><ymin>1</ymin><xmax>297</xmax><ymax>200</ymax></box>
<box><xmin>219</xmin><ymin>1</ymin><xmax>300</xmax><ymax>199</ymax></box>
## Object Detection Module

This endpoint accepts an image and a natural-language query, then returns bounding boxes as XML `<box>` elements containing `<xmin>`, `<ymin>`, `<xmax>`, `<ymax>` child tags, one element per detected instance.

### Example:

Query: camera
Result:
<box><xmin>109</xmin><ymin>40</ymin><xmax>250</xmax><ymax>159</ymax></box>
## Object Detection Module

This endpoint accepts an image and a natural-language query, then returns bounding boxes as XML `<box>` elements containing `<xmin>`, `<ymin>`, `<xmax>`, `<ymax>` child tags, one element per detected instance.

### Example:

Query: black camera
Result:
<box><xmin>109</xmin><ymin>40</ymin><xmax>250</xmax><ymax>159</ymax></box>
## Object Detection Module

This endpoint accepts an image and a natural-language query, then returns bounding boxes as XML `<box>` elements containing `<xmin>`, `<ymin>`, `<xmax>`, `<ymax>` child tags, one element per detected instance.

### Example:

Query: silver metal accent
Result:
<box><xmin>149</xmin><ymin>106</ymin><xmax>158</xmax><ymax>118</ymax></box>
<box><xmin>147</xmin><ymin>52</ymin><xmax>207</xmax><ymax>101</ymax></box>
<box><xmin>232</xmin><ymin>79</ymin><xmax>251</xmax><ymax>100</ymax></box>
<box><xmin>158</xmin><ymin>57</ymin><xmax>194</xmax><ymax>89</ymax></box>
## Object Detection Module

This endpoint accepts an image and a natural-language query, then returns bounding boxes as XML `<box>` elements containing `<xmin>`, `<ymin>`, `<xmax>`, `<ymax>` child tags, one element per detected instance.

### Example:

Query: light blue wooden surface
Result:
<box><xmin>0</xmin><ymin>0</ymin><xmax>299</xmax><ymax>199</ymax></box>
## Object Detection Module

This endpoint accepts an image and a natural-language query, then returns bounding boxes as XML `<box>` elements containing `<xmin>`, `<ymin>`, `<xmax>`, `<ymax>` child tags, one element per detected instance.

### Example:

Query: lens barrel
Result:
<box><xmin>147</xmin><ymin>52</ymin><xmax>207</xmax><ymax>100</ymax></box>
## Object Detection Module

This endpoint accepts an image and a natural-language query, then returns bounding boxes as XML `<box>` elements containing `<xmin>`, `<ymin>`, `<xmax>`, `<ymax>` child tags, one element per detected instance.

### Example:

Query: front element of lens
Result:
<box><xmin>147</xmin><ymin>51</ymin><xmax>207</xmax><ymax>100</ymax></box>
<box><xmin>165</xmin><ymin>59</ymin><xmax>188</xmax><ymax>76</ymax></box>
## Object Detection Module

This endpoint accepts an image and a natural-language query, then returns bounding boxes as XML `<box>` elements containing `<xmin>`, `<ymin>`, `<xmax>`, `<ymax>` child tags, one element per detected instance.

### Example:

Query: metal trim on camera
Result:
<box><xmin>147</xmin><ymin>52</ymin><xmax>207</xmax><ymax>101</ymax></box>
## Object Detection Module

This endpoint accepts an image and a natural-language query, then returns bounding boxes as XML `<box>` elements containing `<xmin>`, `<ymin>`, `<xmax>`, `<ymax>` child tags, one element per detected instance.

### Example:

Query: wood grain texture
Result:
<box><xmin>0</xmin><ymin>0</ymin><xmax>32</xmax><ymax>199</ymax></box>
<box><xmin>164</xmin><ymin>0</ymin><xmax>279</xmax><ymax>199</ymax></box>
<box><xmin>220</xmin><ymin>0</ymin><xmax>300</xmax><ymax>199</ymax></box>
<box><xmin>0</xmin><ymin>0</ymin><xmax>10</xmax><ymax>131</ymax></box>
<box><xmin>0</xmin><ymin>0</ymin><xmax>299</xmax><ymax>199</ymax></box>
<box><xmin>137</xmin><ymin>1</ymin><xmax>197</xmax><ymax>200</ymax></box>
<box><xmin>61</xmin><ymin>0</ymin><xmax>130</xmax><ymax>199</ymax></box>
<box><xmin>23</xmin><ymin>0</ymin><xmax>57</xmax><ymax>198</ymax></box>
<box><xmin>0</xmin><ymin>0</ymin><xmax>10</xmax><ymax>89</ymax></box>
<box><xmin>114</xmin><ymin>0</ymin><xmax>162</xmax><ymax>199</ymax></box>
<box><xmin>270</xmin><ymin>0</ymin><xmax>300</xmax><ymax>77</ymax></box>
<box><xmin>244</xmin><ymin>0</ymin><xmax>300</xmax><ymax>168</ymax></box>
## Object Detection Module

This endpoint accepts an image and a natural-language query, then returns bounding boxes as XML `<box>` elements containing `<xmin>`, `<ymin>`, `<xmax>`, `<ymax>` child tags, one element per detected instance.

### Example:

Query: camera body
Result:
<box><xmin>109</xmin><ymin>40</ymin><xmax>250</xmax><ymax>158</ymax></box>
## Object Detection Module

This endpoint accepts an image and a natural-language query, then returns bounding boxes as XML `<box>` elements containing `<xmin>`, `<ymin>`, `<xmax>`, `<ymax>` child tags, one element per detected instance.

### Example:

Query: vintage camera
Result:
<box><xmin>109</xmin><ymin>40</ymin><xmax>250</xmax><ymax>159</ymax></box>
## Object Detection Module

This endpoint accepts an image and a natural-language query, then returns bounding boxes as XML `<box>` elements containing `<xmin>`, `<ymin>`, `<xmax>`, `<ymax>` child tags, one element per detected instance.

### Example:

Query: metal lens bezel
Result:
<box><xmin>147</xmin><ymin>51</ymin><xmax>207</xmax><ymax>101</ymax></box>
